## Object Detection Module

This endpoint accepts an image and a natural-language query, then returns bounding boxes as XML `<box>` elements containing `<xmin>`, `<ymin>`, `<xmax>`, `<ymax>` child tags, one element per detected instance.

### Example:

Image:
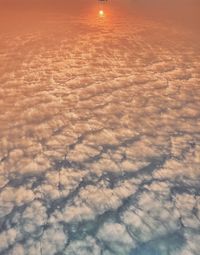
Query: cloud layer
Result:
<box><xmin>0</xmin><ymin>1</ymin><xmax>200</xmax><ymax>254</ymax></box>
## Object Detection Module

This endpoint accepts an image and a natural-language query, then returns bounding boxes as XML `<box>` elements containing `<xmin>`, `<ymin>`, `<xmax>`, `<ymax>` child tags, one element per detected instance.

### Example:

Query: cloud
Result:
<box><xmin>0</xmin><ymin>1</ymin><xmax>200</xmax><ymax>254</ymax></box>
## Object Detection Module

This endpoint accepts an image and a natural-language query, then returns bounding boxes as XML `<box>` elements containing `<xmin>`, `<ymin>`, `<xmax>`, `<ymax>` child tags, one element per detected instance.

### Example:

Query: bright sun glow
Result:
<box><xmin>99</xmin><ymin>10</ymin><xmax>105</xmax><ymax>17</ymax></box>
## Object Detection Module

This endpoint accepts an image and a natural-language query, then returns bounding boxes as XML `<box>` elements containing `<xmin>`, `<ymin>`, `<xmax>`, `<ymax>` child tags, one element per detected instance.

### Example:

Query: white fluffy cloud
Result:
<box><xmin>0</xmin><ymin>0</ymin><xmax>200</xmax><ymax>254</ymax></box>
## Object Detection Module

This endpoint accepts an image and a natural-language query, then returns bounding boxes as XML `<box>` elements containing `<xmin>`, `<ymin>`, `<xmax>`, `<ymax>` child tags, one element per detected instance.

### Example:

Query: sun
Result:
<box><xmin>99</xmin><ymin>10</ymin><xmax>105</xmax><ymax>17</ymax></box>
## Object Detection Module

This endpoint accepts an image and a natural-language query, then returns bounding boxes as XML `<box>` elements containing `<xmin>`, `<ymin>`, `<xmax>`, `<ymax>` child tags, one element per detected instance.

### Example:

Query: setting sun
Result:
<box><xmin>99</xmin><ymin>10</ymin><xmax>105</xmax><ymax>17</ymax></box>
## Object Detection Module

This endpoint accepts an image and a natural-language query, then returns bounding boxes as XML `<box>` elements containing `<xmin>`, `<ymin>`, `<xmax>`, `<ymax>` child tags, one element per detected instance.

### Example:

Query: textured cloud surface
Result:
<box><xmin>0</xmin><ymin>0</ymin><xmax>200</xmax><ymax>254</ymax></box>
